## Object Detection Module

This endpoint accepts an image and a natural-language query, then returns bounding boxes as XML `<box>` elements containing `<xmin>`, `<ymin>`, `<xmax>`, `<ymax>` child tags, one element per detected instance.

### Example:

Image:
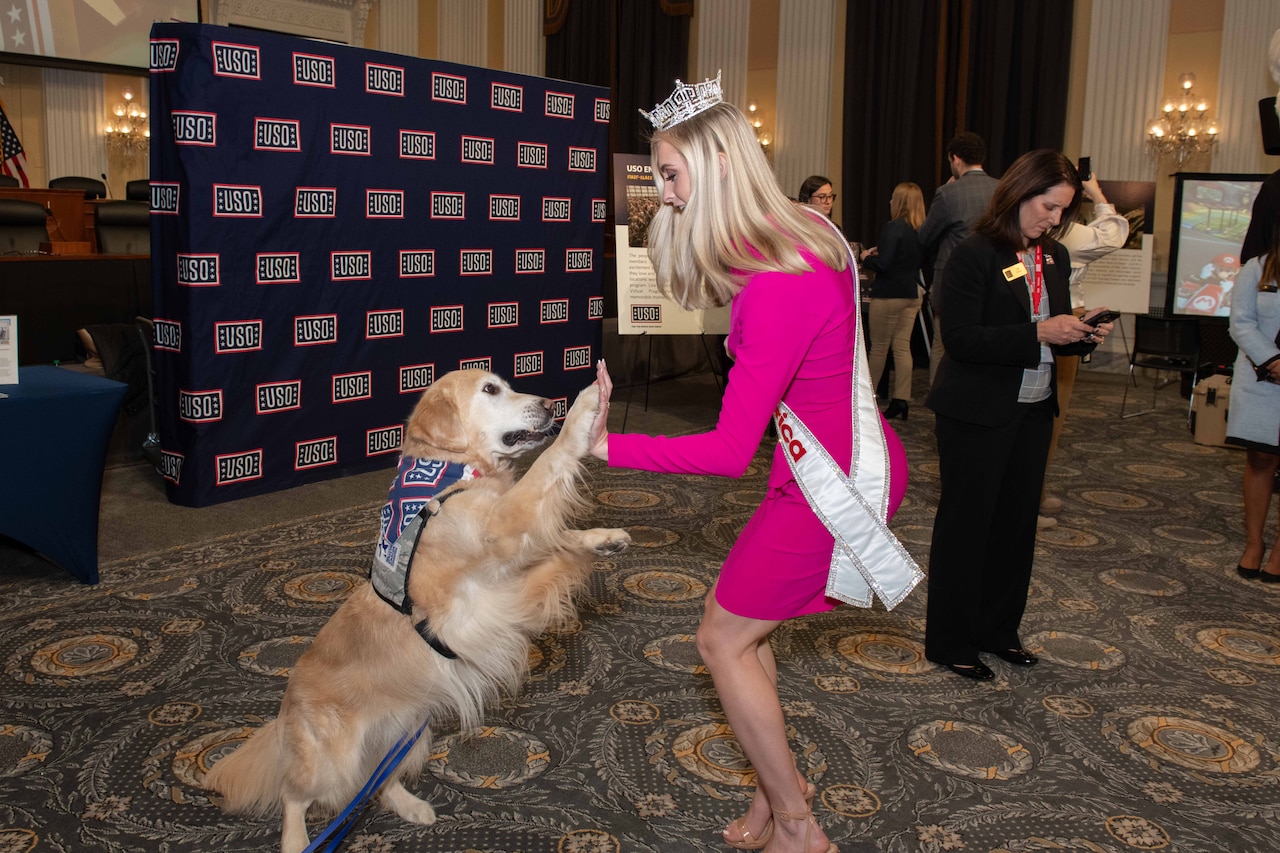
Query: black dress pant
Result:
<box><xmin>925</xmin><ymin>399</ymin><xmax>1053</xmax><ymax>665</ymax></box>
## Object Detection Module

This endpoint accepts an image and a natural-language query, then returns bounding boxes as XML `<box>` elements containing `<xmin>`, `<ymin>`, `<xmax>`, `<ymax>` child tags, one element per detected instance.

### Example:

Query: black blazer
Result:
<box><xmin>926</xmin><ymin>233</ymin><xmax>1095</xmax><ymax>426</ymax></box>
<box><xmin>863</xmin><ymin>218</ymin><xmax>923</xmax><ymax>299</ymax></box>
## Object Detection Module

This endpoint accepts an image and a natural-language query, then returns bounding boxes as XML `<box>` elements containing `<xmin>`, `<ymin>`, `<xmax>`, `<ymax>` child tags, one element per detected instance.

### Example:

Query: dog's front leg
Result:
<box><xmin>281</xmin><ymin>797</ymin><xmax>310</xmax><ymax>853</ymax></box>
<box><xmin>565</xmin><ymin>527</ymin><xmax>632</xmax><ymax>556</ymax></box>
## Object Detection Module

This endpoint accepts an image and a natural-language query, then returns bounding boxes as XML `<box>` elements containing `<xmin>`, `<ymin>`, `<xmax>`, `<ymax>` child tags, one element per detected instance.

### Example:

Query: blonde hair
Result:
<box><xmin>890</xmin><ymin>182</ymin><xmax>925</xmax><ymax>230</ymax></box>
<box><xmin>645</xmin><ymin>102</ymin><xmax>850</xmax><ymax>309</ymax></box>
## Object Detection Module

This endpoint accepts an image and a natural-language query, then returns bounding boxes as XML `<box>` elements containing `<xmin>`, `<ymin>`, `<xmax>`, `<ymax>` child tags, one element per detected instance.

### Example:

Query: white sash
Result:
<box><xmin>772</xmin><ymin>214</ymin><xmax>923</xmax><ymax>610</ymax></box>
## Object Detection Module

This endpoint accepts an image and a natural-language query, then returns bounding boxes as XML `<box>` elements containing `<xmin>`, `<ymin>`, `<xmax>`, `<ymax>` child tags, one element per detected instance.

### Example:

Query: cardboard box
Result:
<box><xmin>1190</xmin><ymin>374</ymin><xmax>1232</xmax><ymax>447</ymax></box>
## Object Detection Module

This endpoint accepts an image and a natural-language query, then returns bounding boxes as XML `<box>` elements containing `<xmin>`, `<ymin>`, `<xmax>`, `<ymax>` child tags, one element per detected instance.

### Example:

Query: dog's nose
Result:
<box><xmin>540</xmin><ymin>398</ymin><xmax>553</xmax><ymax>412</ymax></box>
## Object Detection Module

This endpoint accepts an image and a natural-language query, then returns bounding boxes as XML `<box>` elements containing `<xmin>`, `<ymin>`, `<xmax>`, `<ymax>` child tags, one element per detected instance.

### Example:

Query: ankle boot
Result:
<box><xmin>884</xmin><ymin>399</ymin><xmax>909</xmax><ymax>421</ymax></box>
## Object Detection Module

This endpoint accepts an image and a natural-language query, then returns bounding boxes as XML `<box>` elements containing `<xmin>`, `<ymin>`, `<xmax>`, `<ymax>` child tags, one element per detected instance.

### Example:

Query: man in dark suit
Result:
<box><xmin>918</xmin><ymin>132</ymin><xmax>999</xmax><ymax>385</ymax></box>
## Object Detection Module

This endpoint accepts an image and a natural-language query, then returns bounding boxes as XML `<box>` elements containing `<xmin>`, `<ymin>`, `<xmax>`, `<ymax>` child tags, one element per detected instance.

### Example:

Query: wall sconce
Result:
<box><xmin>1146</xmin><ymin>72</ymin><xmax>1219</xmax><ymax>169</ymax></box>
<box><xmin>103</xmin><ymin>86</ymin><xmax>149</xmax><ymax>159</ymax></box>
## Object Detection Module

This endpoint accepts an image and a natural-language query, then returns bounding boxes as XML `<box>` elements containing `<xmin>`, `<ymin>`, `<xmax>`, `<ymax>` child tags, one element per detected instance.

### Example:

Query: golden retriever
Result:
<box><xmin>203</xmin><ymin>369</ymin><xmax>629</xmax><ymax>853</ymax></box>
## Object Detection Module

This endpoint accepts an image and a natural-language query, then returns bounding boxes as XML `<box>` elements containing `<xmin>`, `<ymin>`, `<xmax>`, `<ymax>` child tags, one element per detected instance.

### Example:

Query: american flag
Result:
<box><xmin>0</xmin><ymin>101</ymin><xmax>29</xmax><ymax>187</ymax></box>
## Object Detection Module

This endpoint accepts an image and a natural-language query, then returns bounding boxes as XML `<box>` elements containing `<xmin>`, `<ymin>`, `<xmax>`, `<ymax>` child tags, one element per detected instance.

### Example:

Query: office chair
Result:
<box><xmin>1120</xmin><ymin>314</ymin><xmax>1201</xmax><ymax>426</ymax></box>
<box><xmin>49</xmin><ymin>175</ymin><xmax>108</xmax><ymax>200</ymax></box>
<box><xmin>125</xmin><ymin>179</ymin><xmax>150</xmax><ymax>201</ymax></box>
<box><xmin>0</xmin><ymin>198</ymin><xmax>49</xmax><ymax>254</ymax></box>
<box><xmin>0</xmin><ymin>174</ymin><xmax>18</xmax><ymax>187</ymax></box>
<box><xmin>94</xmin><ymin>200</ymin><xmax>150</xmax><ymax>255</ymax></box>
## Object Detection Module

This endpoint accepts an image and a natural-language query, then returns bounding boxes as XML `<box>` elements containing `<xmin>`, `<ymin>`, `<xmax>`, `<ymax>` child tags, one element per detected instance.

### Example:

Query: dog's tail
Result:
<box><xmin>203</xmin><ymin>719</ymin><xmax>287</xmax><ymax>816</ymax></box>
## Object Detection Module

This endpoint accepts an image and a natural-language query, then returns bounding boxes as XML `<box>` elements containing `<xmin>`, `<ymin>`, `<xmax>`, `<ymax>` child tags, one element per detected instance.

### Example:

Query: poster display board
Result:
<box><xmin>1077</xmin><ymin>180</ymin><xmax>1156</xmax><ymax>316</ymax></box>
<box><xmin>612</xmin><ymin>153</ymin><xmax>728</xmax><ymax>335</ymax></box>
<box><xmin>150</xmin><ymin>23</ymin><xmax>609</xmax><ymax>507</ymax></box>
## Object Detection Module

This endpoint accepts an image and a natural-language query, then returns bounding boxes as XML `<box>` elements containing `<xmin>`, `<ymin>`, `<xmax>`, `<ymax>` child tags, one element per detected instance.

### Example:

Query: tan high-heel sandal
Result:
<box><xmin>770</xmin><ymin>800</ymin><xmax>837</xmax><ymax>853</ymax></box>
<box><xmin>723</xmin><ymin>783</ymin><xmax>815</xmax><ymax>850</ymax></box>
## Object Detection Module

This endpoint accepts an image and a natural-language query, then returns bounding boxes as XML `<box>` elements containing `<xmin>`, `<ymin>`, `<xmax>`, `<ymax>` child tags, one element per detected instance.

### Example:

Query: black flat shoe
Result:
<box><xmin>1261</xmin><ymin>570</ymin><xmax>1280</xmax><ymax>584</ymax></box>
<box><xmin>943</xmin><ymin>662</ymin><xmax>994</xmax><ymax>680</ymax></box>
<box><xmin>986</xmin><ymin>648</ymin><xmax>1039</xmax><ymax>667</ymax></box>
<box><xmin>1237</xmin><ymin>565</ymin><xmax>1263</xmax><ymax>579</ymax></box>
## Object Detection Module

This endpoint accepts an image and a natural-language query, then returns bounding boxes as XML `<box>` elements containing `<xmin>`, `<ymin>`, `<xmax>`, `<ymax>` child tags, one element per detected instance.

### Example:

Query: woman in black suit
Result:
<box><xmin>924</xmin><ymin>150</ymin><xmax>1115</xmax><ymax>680</ymax></box>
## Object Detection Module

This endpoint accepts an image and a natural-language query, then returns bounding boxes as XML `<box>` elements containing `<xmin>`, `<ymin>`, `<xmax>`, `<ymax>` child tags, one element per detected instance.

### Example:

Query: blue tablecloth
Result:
<box><xmin>0</xmin><ymin>366</ymin><xmax>127</xmax><ymax>583</ymax></box>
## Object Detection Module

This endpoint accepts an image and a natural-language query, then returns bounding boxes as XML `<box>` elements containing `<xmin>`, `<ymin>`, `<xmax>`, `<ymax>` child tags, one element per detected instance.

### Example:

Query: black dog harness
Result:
<box><xmin>371</xmin><ymin>456</ymin><xmax>480</xmax><ymax>659</ymax></box>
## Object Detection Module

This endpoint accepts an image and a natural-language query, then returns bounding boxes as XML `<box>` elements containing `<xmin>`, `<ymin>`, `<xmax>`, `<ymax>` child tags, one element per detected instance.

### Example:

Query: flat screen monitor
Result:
<box><xmin>1166</xmin><ymin>172</ymin><xmax>1267</xmax><ymax>319</ymax></box>
<box><xmin>0</xmin><ymin>2</ymin><xmax>199</xmax><ymax>71</ymax></box>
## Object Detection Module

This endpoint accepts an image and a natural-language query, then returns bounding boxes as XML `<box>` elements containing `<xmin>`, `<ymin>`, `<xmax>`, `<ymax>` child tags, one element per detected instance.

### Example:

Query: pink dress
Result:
<box><xmin>609</xmin><ymin>252</ymin><xmax>908</xmax><ymax>619</ymax></box>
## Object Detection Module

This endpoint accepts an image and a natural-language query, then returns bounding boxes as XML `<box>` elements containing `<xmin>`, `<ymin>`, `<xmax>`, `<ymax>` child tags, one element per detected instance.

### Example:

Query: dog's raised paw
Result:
<box><xmin>583</xmin><ymin>528</ymin><xmax>631</xmax><ymax>556</ymax></box>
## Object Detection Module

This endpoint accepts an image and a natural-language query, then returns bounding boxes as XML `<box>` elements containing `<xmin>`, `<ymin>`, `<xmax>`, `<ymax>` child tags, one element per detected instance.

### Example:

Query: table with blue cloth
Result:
<box><xmin>0</xmin><ymin>366</ymin><xmax>127</xmax><ymax>584</ymax></box>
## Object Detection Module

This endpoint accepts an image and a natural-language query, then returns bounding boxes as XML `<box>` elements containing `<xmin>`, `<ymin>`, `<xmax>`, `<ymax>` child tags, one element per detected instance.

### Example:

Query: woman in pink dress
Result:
<box><xmin>587</xmin><ymin>76</ymin><xmax>915</xmax><ymax>853</ymax></box>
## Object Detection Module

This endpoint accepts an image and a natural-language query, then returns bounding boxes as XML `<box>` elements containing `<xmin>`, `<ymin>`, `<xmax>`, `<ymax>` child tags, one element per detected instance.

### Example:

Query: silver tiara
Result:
<box><xmin>639</xmin><ymin>72</ymin><xmax>723</xmax><ymax>131</ymax></box>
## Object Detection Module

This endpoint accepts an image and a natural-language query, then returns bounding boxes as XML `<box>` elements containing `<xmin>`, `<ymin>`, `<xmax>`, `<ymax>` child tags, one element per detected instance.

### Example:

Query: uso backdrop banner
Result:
<box><xmin>148</xmin><ymin>23</ymin><xmax>609</xmax><ymax>507</ymax></box>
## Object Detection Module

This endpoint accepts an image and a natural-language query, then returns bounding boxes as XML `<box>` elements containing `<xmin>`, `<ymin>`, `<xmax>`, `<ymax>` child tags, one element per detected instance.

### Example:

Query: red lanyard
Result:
<box><xmin>1028</xmin><ymin>245</ymin><xmax>1043</xmax><ymax>314</ymax></box>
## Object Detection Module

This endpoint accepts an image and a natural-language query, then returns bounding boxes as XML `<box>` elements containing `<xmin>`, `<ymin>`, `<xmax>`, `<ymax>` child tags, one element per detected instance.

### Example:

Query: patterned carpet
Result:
<box><xmin>2</xmin><ymin>372</ymin><xmax>1277</xmax><ymax>853</ymax></box>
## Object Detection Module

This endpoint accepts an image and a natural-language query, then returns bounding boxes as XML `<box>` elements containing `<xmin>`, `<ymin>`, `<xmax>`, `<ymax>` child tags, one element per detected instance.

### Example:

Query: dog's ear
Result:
<box><xmin>409</xmin><ymin>383</ymin><xmax>468</xmax><ymax>454</ymax></box>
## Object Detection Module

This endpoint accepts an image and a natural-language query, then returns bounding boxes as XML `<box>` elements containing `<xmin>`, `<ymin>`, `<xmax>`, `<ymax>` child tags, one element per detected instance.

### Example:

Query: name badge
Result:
<box><xmin>1003</xmin><ymin>262</ymin><xmax>1028</xmax><ymax>281</ymax></box>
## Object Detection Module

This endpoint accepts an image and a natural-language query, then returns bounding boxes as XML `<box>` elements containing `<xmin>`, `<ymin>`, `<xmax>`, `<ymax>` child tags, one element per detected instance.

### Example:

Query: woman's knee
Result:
<box><xmin>1245</xmin><ymin>450</ymin><xmax>1280</xmax><ymax>473</ymax></box>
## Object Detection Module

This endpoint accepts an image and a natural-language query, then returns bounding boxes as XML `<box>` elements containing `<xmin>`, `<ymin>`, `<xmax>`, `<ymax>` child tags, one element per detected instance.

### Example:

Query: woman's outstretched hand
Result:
<box><xmin>589</xmin><ymin>359</ymin><xmax>613</xmax><ymax>461</ymax></box>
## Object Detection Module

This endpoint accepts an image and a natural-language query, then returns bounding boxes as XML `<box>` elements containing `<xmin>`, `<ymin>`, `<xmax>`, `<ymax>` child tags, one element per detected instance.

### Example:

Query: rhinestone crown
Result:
<box><xmin>639</xmin><ymin>72</ymin><xmax>723</xmax><ymax>131</ymax></box>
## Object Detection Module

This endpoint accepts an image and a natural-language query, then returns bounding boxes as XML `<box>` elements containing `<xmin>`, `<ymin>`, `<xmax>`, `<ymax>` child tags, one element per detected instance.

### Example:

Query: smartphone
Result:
<box><xmin>1084</xmin><ymin>309</ymin><xmax>1120</xmax><ymax>327</ymax></box>
<box><xmin>1077</xmin><ymin>156</ymin><xmax>1092</xmax><ymax>182</ymax></box>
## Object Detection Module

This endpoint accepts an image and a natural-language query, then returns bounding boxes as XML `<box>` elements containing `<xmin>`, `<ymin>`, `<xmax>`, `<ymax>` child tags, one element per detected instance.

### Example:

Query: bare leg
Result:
<box><xmin>1241</xmin><ymin>450</ymin><xmax>1279</xmax><ymax>572</ymax></box>
<box><xmin>697</xmin><ymin>592</ymin><xmax>830</xmax><ymax>853</ymax></box>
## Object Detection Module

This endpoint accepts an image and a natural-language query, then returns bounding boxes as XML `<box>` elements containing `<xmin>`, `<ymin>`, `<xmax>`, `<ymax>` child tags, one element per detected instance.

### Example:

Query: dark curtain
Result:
<box><xmin>842</xmin><ymin>0</ymin><xmax>1074</xmax><ymax>248</ymax></box>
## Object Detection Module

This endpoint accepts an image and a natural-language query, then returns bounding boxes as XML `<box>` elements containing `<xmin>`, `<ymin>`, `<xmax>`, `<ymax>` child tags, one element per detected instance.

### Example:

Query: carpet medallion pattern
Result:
<box><xmin>2</xmin><ymin>377</ymin><xmax>1279</xmax><ymax>851</ymax></box>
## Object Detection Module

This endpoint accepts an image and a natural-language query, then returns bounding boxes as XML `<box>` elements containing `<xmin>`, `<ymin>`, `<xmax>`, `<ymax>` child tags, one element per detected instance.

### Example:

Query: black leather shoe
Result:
<box><xmin>986</xmin><ymin>648</ymin><xmax>1039</xmax><ymax>666</ymax></box>
<box><xmin>1261</xmin><ymin>570</ymin><xmax>1280</xmax><ymax>584</ymax></box>
<box><xmin>1237</xmin><ymin>565</ymin><xmax>1263</xmax><ymax>579</ymax></box>
<box><xmin>943</xmin><ymin>662</ymin><xmax>994</xmax><ymax>680</ymax></box>
<box><xmin>884</xmin><ymin>399</ymin><xmax>909</xmax><ymax>421</ymax></box>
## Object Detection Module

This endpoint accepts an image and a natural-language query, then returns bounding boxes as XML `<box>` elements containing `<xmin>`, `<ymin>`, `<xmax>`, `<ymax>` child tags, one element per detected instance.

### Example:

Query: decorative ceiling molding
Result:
<box><xmin>208</xmin><ymin>0</ymin><xmax>375</xmax><ymax>47</ymax></box>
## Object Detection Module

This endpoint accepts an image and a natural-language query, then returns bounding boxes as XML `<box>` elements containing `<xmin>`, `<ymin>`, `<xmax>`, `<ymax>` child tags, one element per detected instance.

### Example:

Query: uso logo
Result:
<box><xmin>431</xmin><ymin>305</ymin><xmax>464</xmax><ymax>333</ymax></box>
<box><xmin>595</xmin><ymin>98</ymin><xmax>610</xmax><ymax>123</ymax></box>
<box><xmin>213</xmin><ymin>184</ymin><xmax>262</xmax><ymax>218</ymax></box>
<box><xmin>151</xmin><ymin>182</ymin><xmax>180</xmax><ymax>215</ymax></box>
<box><xmin>295</xmin><ymin>187</ymin><xmax>336</xmax><ymax>218</ymax></box>
<box><xmin>331</xmin><ymin>251</ymin><xmax>371</xmax><ymax>281</ymax></box>
<box><xmin>366</xmin><ymin>309</ymin><xmax>404</xmax><ymax>339</ymax></box>
<box><xmin>331</xmin><ymin>124</ymin><xmax>371</xmax><ymax>155</ymax></box>
<box><xmin>215</xmin><ymin>320</ymin><xmax>263</xmax><ymax>353</ymax></box>
<box><xmin>399</xmin><ymin>249</ymin><xmax>435</xmax><ymax>278</ymax></box>
<box><xmin>256</xmin><ymin>252</ymin><xmax>300</xmax><ymax>284</ymax></box>
<box><xmin>172</xmin><ymin>111</ymin><xmax>216</xmax><ymax>146</ymax></box>
<box><xmin>460</xmin><ymin>249</ymin><xmax>492</xmax><ymax>276</ymax></box>
<box><xmin>295</xmin><ymin>436</ymin><xmax>338</xmax><ymax>470</ymax></box>
<box><xmin>516</xmin><ymin>248</ymin><xmax>545</xmax><ymax>274</ymax></box>
<box><xmin>153</xmin><ymin>318</ymin><xmax>182</xmax><ymax>352</ymax></box>
<box><xmin>160</xmin><ymin>449</ymin><xmax>183</xmax><ymax>485</ymax></box>
<box><xmin>461</xmin><ymin>136</ymin><xmax>494</xmax><ymax>165</ymax></box>
<box><xmin>517</xmin><ymin>142</ymin><xmax>548</xmax><ymax>169</ymax></box>
<box><xmin>459</xmin><ymin>357</ymin><xmax>492</xmax><ymax>371</ymax></box>
<box><xmin>542</xmin><ymin>197</ymin><xmax>570</xmax><ymax>222</ymax></box>
<box><xmin>150</xmin><ymin>38</ymin><xmax>179</xmax><ymax>71</ymax></box>
<box><xmin>431</xmin><ymin>192</ymin><xmax>465</xmax><ymax>219</ymax></box>
<box><xmin>550</xmin><ymin>397</ymin><xmax>569</xmax><ymax>419</ymax></box>
<box><xmin>294</xmin><ymin>314</ymin><xmax>338</xmax><ymax>346</ymax></box>
<box><xmin>332</xmin><ymin>371</ymin><xmax>373</xmax><ymax>403</ymax></box>
<box><xmin>568</xmin><ymin>147</ymin><xmax>597</xmax><ymax>172</ymax></box>
<box><xmin>545</xmin><ymin>91</ymin><xmax>574</xmax><ymax>119</ymax></box>
<box><xmin>566</xmin><ymin>248</ymin><xmax>594</xmax><ymax>272</ymax></box>
<box><xmin>431</xmin><ymin>72</ymin><xmax>466</xmax><ymax>104</ymax></box>
<box><xmin>179</xmin><ymin>389</ymin><xmax>223</xmax><ymax>423</ymax></box>
<box><xmin>400</xmin><ymin>130</ymin><xmax>436</xmax><ymax>160</ymax></box>
<box><xmin>489</xmin><ymin>195</ymin><xmax>520</xmax><ymax>221</ymax></box>
<box><xmin>177</xmin><ymin>253</ymin><xmax>220</xmax><ymax>287</ymax></box>
<box><xmin>564</xmin><ymin>345</ymin><xmax>592</xmax><ymax>370</ymax></box>
<box><xmin>488</xmin><ymin>302</ymin><xmax>519</xmax><ymax>328</ymax></box>
<box><xmin>367</xmin><ymin>424</ymin><xmax>403</xmax><ymax>456</ymax></box>
<box><xmin>255</xmin><ymin>118</ymin><xmax>300</xmax><ymax>151</ymax></box>
<box><xmin>212</xmin><ymin>42</ymin><xmax>260</xmax><ymax>79</ymax></box>
<box><xmin>366</xmin><ymin>63</ymin><xmax>404</xmax><ymax>96</ymax></box>
<box><xmin>399</xmin><ymin>363</ymin><xmax>435</xmax><ymax>394</ymax></box>
<box><xmin>592</xmin><ymin>198</ymin><xmax>607</xmax><ymax>222</ymax></box>
<box><xmin>216</xmin><ymin>449</ymin><xmax>263</xmax><ymax>486</ymax></box>
<box><xmin>588</xmin><ymin>295</ymin><xmax>605</xmax><ymax>319</ymax></box>
<box><xmin>632</xmin><ymin>304</ymin><xmax>662</xmax><ymax>324</ymax></box>
<box><xmin>367</xmin><ymin>189</ymin><xmax>404</xmax><ymax>219</ymax></box>
<box><xmin>492</xmin><ymin>82</ymin><xmax>522</xmax><ymax>112</ymax></box>
<box><xmin>540</xmin><ymin>299</ymin><xmax>569</xmax><ymax>324</ymax></box>
<box><xmin>514</xmin><ymin>351</ymin><xmax>544</xmax><ymax>378</ymax></box>
<box><xmin>255</xmin><ymin>380</ymin><xmax>302</xmax><ymax>414</ymax></box>
<box><xmin>293</xmin><ymin>52</ymin><xmax>335</xmax><ymax>87</ymax></box>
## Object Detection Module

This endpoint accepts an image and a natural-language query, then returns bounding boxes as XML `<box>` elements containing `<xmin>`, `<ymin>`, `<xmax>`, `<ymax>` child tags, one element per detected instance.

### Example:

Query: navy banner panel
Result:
<box><xmin>148</xmin><ymin>24</ymin><xmax>609</xmax><ymax>507</ymax></box>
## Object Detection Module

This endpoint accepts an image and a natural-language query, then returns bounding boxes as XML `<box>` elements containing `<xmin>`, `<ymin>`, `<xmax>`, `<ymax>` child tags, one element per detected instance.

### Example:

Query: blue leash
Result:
<box><xmin>301</xmin><ymin>719</ymin><xmax>430</xmax><ymax>853</ymax></box>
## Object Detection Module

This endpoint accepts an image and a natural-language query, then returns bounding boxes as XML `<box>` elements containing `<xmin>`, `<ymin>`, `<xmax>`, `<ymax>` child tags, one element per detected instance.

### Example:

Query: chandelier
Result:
<box><xmin>1146</xmin><ymin>72</ymin><xmax>1219</xmax><ymax>169</ymax></box>
<box><xmin>746</xmin><ymin>100</ymin><xmax>772</xmax><ymax>160</ymax></box>
<box><xmin>103</xmin><ymin>86</ymin><xmax>149</xmax><ymax>158</ymax></box>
